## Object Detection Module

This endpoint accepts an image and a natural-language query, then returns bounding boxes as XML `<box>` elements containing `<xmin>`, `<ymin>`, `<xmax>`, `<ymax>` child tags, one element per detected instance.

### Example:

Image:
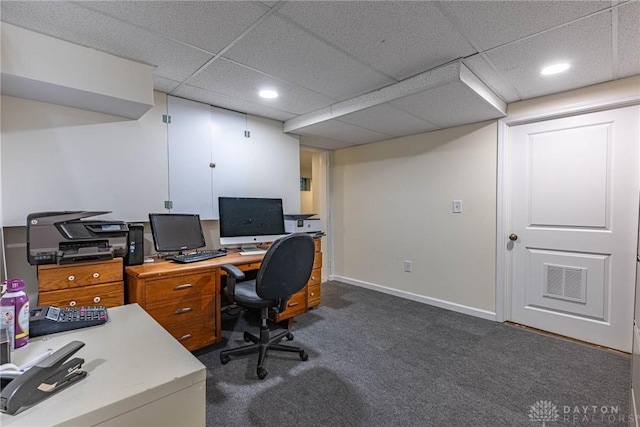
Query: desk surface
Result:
<box><xmin>125</xmin><ymin>251</ymin><xmax>264</xmax><ymax>278</ymax></box>
<box><xmin>0</xmin><ymin>304</ymin><xmax>206</xmax><ymax>426</ymax></box>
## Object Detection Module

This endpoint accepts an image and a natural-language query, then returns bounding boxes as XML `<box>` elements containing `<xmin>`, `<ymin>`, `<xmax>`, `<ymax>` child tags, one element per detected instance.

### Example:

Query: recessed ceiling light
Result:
<box><xmin>541</xmin><ymin>62</ymin><xmax>571</xmax><ymax>76</ymax></box>
<box><xmin>259</xmin><ymin>89</ymin><xmax>278</xmax><ymax>99</ymax></box>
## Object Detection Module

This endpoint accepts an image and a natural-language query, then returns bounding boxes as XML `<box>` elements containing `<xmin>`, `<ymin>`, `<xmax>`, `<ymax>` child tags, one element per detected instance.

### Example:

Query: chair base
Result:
<box><xmin>220</xmin><ymin>324</ymin><xmax>308</xmax><ymax>379</ymax></box>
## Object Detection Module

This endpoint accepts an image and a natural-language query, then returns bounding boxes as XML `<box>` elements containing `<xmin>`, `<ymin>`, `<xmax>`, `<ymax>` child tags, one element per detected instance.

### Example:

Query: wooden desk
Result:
<box><xmin>0</xmin><ymin>304</ymin><xmax>205</xmax><ymax>426</ymax></box>
<box><xmin>125</xmin><ymin>239</ymin><xmax>322</xmax><ymax>352</ymax></box>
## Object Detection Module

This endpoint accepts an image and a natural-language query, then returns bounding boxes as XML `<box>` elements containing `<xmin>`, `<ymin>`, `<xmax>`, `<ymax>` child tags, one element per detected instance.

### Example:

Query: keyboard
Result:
<box><xmin>169</xmin><ymin>250</ymin><xmax>227</xmax><ymax>263</ymax></box>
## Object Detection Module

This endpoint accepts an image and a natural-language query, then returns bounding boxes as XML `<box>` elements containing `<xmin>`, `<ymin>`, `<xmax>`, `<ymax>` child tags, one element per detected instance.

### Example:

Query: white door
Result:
<box><xmin>508</xmin><ymin>105</ymin><xmax>639</xmax><ymax>352</ymax></box>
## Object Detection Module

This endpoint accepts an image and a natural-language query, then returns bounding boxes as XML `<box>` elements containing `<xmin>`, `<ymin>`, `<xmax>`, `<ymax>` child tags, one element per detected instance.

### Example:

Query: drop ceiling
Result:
<box><xmin>1</xmin><ymin>1</ymin><xmax>638</xmax><ymax>150</ymax></box>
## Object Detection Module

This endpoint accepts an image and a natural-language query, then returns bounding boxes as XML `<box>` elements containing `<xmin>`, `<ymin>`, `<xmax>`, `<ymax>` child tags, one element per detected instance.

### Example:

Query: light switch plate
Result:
<box><xmin>452</xmin><ymin>200</ymin><xmax>462</xmax><ymax>213</ymax></box>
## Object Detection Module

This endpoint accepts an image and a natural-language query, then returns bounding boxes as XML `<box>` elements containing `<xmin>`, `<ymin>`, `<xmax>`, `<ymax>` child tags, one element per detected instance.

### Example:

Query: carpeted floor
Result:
<box><xmin>194</xmin><ymin>281</ymin><xmax>631</xmax><ymax>426</ymax></box>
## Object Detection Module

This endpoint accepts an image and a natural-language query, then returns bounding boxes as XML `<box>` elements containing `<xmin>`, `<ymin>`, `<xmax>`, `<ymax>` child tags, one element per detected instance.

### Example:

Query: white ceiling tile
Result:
<box><xmin>278</xmin><ymin>1</ymin><xmax>475</xmax><ymax>81</ymax></box>
<box><xmin>78</xmin><ymin>1</ymin><xmax>270</xmax><ymax>54</ymax></box>
<box><xmin>391</xmin><ymin>81</ymin><xmax>506</xmax><ymax>128</ymax></box>
<box><xmin>339</xmin><ymin>104</ymin><xmax>438</xmax><ymax>137</ymax></box>
<box><xmin>173</xmin><ymin>84</ymin><xmax>295</xmax><ymax>122</ymax></box>
<box><xmin>463</xmin><ymin>55</ymin><xmax>521</xmax><ymax>103</ymax></box>
<box><xmin>294</xmin><ymin>120</ymin><xmax>390</xmax><ymax>145</ymax></box>
<box><xmin>188</xmin><ymin>59</ymin><xmax>337</xmax><ymax>115</ymax></box>
<box><xmin>223</xmin><ymin>14</ymin><xmax>395</xmax><ymax>100</ymax></box>
<box><xmin>154</xmin><ymin>76</ymin><xmax>181</xmax><ymax>94</ymax></box>
<box><xmin>1</xmin><ymin>0</ymin><xmax>637</xmax><ymax>151</ymax></box>
<box><xmin>617</xmin><ymin>2</ymin><xmax>640</xmax><ymax>79</ymax></box>
<box><xmin>438</xmin><ymin>1</ymin><xmax>611</xmax><ymax>51</ymax></box>
<box><xmin>0</xmin><ymin>1</ymin><xmax>212</xmax><ymax>83</ymax></box>
<box><xmin>486</xmin><ymin>13</ymin><xmax>613</xmax><ymax>99</ymax></box>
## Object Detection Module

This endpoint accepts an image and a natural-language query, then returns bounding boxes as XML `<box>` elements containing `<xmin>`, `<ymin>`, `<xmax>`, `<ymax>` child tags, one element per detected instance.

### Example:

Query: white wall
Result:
<box><xmin>0</xmin><ymin>91</ymin><xmax>302</xmax><ymax>297</ymax></box>
<box><xmin>1</xmin><ymin>91</ymin><xmax>169</xmax><ymax>226</ymax></box>
<box><xmin>0</xmin><ymin>93</ymin><xmax>4</xmax><ymax>283</ymax></box>
<box><xmin>329</xmin><ymin>75</ymin><xmax>640</xmax><ymax>320</ymax></box>
<box><xmin>331</xmin><ymin>121</ymin><xmax>498</xmax><ymax>316</ymax></box>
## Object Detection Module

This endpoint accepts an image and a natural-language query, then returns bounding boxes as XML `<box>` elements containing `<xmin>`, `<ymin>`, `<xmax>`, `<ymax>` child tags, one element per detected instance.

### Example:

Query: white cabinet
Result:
<box><xmin>210</xmin><ymin>105</ymin><xmax>250</xmax><ymax>214</ymax></box>
<box><xmin>167</xmin><ymin>95</ymin><xmax>300</xmax><ymax>219</ymax></box>
<box><xmin>168</xmin><ymin>96</ymin><xmax>248</xmax><ymax>219</ymax></box>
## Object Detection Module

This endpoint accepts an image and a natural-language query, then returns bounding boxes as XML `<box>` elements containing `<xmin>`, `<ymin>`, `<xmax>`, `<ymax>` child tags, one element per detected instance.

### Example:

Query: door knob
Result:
<box><xmin>509</xmin><ymin>233</ymin><xmax>518</xmax><ymax>241</ymax></box>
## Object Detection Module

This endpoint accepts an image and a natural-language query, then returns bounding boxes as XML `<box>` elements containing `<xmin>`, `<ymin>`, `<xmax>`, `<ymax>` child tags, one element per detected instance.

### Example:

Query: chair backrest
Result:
<box><xmin>255</xmin><ymin>233</ymin><xmax>315</xmax><ymax>301</ymax></box>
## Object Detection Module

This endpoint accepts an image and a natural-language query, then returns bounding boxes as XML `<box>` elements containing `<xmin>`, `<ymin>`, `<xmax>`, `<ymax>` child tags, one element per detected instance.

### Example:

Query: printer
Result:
<box><xmin>284</xmin><ymin>214</ymin><xmax>323</xmax><ymax>234</ymax></box>
<box><xmin>27</xmin><ymin>211</ymin><xmax>129</xmax><ymax>265</ymax></box>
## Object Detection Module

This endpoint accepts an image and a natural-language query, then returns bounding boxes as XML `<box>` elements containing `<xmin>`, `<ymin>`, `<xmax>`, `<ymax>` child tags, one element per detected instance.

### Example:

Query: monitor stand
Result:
<box><xmin>239</xmin><ymin>245</ymin><xmax>267</xmax><ymax>256</ymax></box>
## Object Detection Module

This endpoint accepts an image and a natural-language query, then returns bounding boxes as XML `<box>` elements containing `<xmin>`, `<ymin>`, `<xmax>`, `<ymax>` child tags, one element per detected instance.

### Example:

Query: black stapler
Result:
<box><xmin>0</xmin><ymin>341</ymin><xmax>87</xmax><ymax>415</ymax></box>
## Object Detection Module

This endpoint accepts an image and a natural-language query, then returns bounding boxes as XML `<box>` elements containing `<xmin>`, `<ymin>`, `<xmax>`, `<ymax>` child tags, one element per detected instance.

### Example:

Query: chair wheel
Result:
<box><xmin>243</xmin><ymin>332</ymin><xmax>252</xmax><ymax>342</ymax></box>
<box><xmin>220</xmin><ymin>354</ymin><xmax>230</xmax><ymax>365</ymax></box>
<box><xmin>257</xmin><ymin>368</ymin><xmax>268</xmax><ymax>380</ymax></box>
<box><xmin>286</xmin><ymin>332</ymin><xmax>294</xmax><ymax>341</ymax></box>
<box><xmin>300</xmin><ymin>351</ymin><xmax>308</xmax><ymax>361</ymax></box>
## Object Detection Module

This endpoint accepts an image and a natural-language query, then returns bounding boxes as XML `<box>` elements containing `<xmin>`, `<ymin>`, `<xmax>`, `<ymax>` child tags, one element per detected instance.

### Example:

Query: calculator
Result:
<box><xmin>29</xmin><ymin>305</ymin><xmax>109</xmax><ymax>337</ymax></box>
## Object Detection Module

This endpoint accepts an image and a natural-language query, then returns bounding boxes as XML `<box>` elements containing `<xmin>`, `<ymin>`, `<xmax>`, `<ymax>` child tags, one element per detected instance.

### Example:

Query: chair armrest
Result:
<box><xmin>221</xmin><ymin>264</ymin><xmax>245</xmax><ymax>302</ymax></box>
<box><xmin>221</xmin><ymin>264</ymin><xmax>245</xmax><ymax>280</ymax></box>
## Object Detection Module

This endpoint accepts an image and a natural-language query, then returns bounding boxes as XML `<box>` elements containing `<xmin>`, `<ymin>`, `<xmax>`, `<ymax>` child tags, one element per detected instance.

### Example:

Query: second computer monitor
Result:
<box><xmin>149</xmin><ymin>213</ymin><xmax>206</xmax><ymax>254</ymax></box>
<box><xmin>218</xmin><ymin>197</ymin><xmax>286</xmax><ymax>249</ymax></box>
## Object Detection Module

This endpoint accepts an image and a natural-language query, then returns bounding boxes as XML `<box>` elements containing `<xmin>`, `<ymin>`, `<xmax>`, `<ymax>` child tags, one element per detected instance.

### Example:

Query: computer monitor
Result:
<box><xmin>218</xmin><ymin>197</ymin><xmax>286</xmax><ymax>251</ymax></box>
<box><xmin>149</xmin><ymin>213</ymin><xmax>206</xmax><ymax>254</ymax></box>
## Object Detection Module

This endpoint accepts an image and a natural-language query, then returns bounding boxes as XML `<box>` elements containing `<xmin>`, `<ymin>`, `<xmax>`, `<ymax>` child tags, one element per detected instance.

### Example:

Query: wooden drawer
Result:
<box><xmin>236</xmin><ymin>262</ymin><xmax>261</xmax><ymax>272</ymax></box>
<box><xmin>145</xmin><ymin>294</ymin><xmax>215</xmax><ymax>326</ymax></box>
<box><xmin>154</xmin><ymin>313</ymin><xmax>216</xmax><ymax>351</ymax></box>
<box><xmin>307</xmin><ymin>268</ymin><xmax>321</xmax><ymax>286</ymax></box>
<box><xmin>38</xmin><ymin>258</ymin><xmax>123</xmax><ymax>291</ymax></box>
<box><xmin>278</xmin><ymin>289</ymin><xmax>307</xmax><ymax>319</ymax></box>
<box><xmin>144</xmin><ymin>272</ymin><xmax>214</xmax><ymax>306</ymax></box>
<box><xmin>314</xmin><ymin>238</ymin><xmax>321</xmax><ymax>253</ymax></box>
<box><xmin>312</xmin><ymin>252</ymin><xmax>322</xmax><ymax>270</ymax></box>
<box><xmin>307</xmin><ymin>284</ymin><xmax>321</xmax><ymax>307</ymax></box>
<box><xmin>38</xmin><ymin>282</ymin><xmax>124</xmax><ymax>308</ymax></box>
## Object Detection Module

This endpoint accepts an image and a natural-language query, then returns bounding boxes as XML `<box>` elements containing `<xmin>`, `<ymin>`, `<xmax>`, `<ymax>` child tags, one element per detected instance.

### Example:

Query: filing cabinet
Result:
<box><xmin>37</xmin><ymin>258</ymin><xmax>124</xmax><ymax>308</ymax></box>
<box><xmin>126</xmin><ymin>269</ymin><xmax>219</xmax><ymax>352</ymax></box>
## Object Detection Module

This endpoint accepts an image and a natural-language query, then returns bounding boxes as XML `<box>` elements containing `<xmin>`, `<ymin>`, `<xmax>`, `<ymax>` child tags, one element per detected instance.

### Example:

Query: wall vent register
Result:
<box><xmin>543</xmin><ymin>264</ymin><xmax>587</xmax><ymax>303</ymax></box>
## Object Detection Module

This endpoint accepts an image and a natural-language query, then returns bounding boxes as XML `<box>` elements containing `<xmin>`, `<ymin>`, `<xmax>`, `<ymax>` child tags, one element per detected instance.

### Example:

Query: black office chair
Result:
<box><xmin>220</xmin><ymin>233</ymin><xmax>315</xmax><ymax>379</ymax></box>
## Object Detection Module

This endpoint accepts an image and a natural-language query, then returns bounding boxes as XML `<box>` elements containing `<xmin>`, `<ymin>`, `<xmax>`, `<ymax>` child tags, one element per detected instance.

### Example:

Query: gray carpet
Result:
<box><xmin>194</xmin><ymin>281</ymin><xmax>631</xmax><ymax>426</ymax></box>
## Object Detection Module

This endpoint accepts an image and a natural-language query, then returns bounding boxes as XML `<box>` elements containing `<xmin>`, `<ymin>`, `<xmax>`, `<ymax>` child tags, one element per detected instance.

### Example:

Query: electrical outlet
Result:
<box><xmin>404</xmin><ymin>260</ymin><xmax>412</xmax><ymax>273</ymax></box>
<box><xmin>452</xmin><ymin>200</ymin><xmax>462</xmax><ymax>213</ymax></box>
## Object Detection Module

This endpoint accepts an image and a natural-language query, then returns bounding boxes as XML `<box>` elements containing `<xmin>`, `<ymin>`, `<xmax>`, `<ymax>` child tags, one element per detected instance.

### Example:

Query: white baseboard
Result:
<box><xmin>329</xmin><ymin>275</ymin><xmax>497</xmax><ymax>322</ymax></box>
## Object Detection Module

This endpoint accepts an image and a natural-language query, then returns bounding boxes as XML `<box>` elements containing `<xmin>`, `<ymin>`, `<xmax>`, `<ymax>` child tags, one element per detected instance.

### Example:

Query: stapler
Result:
<box><xmin>0</xmin><ymin>341</ymin><xmax>87</xmax><ymax>415</ymax></box>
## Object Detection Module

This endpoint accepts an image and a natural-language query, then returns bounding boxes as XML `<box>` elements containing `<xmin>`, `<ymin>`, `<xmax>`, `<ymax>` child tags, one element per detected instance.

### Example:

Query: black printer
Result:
<box><xmin>26</xmin><ymin>211</ymin><xmax>128</xmax><ymax>265</ymax></box>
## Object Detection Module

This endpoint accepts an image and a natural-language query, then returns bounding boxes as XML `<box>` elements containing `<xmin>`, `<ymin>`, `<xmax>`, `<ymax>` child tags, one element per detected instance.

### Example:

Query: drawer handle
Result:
<box><xmin>174</xmin><ymin>307</ymin><xmax>193</xmax><ymax>314</ymax></box>
<box><xmin>69</xmin><ymin>300</ymin><xmax>77</xmax><ymax>307</ymax></box>
<box><xmin>177</xmin><ymin>334</ymin><xmax>192</xmax><ymax>341</ymax></box>
<box><xmin>174</xmin><ymin>284</ymin><xmax>193</xmax><ymax>290</ymax></box>
<box><xmin>68</xmin><ymin>275</ymin><xmax>75</xmax><ymax>281</ymax></box>
<box><xmin>288</xmin><ymin>301</ymin><xmax>300</xmax><ymax>307</ymax></box>
<box><xmin>310</xmin><ymin>292</ymin><xmax>315</xmax><ymax>297</ymax></box>
<box><xmin>93</xmin><ymin>273</ymin><xmax>100</xmax><ymax>278</ymax></box>
<box><xmin>93</xmin><ymin>296</ymin><xmax>101</xmax><ymax>303</ymax></box>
